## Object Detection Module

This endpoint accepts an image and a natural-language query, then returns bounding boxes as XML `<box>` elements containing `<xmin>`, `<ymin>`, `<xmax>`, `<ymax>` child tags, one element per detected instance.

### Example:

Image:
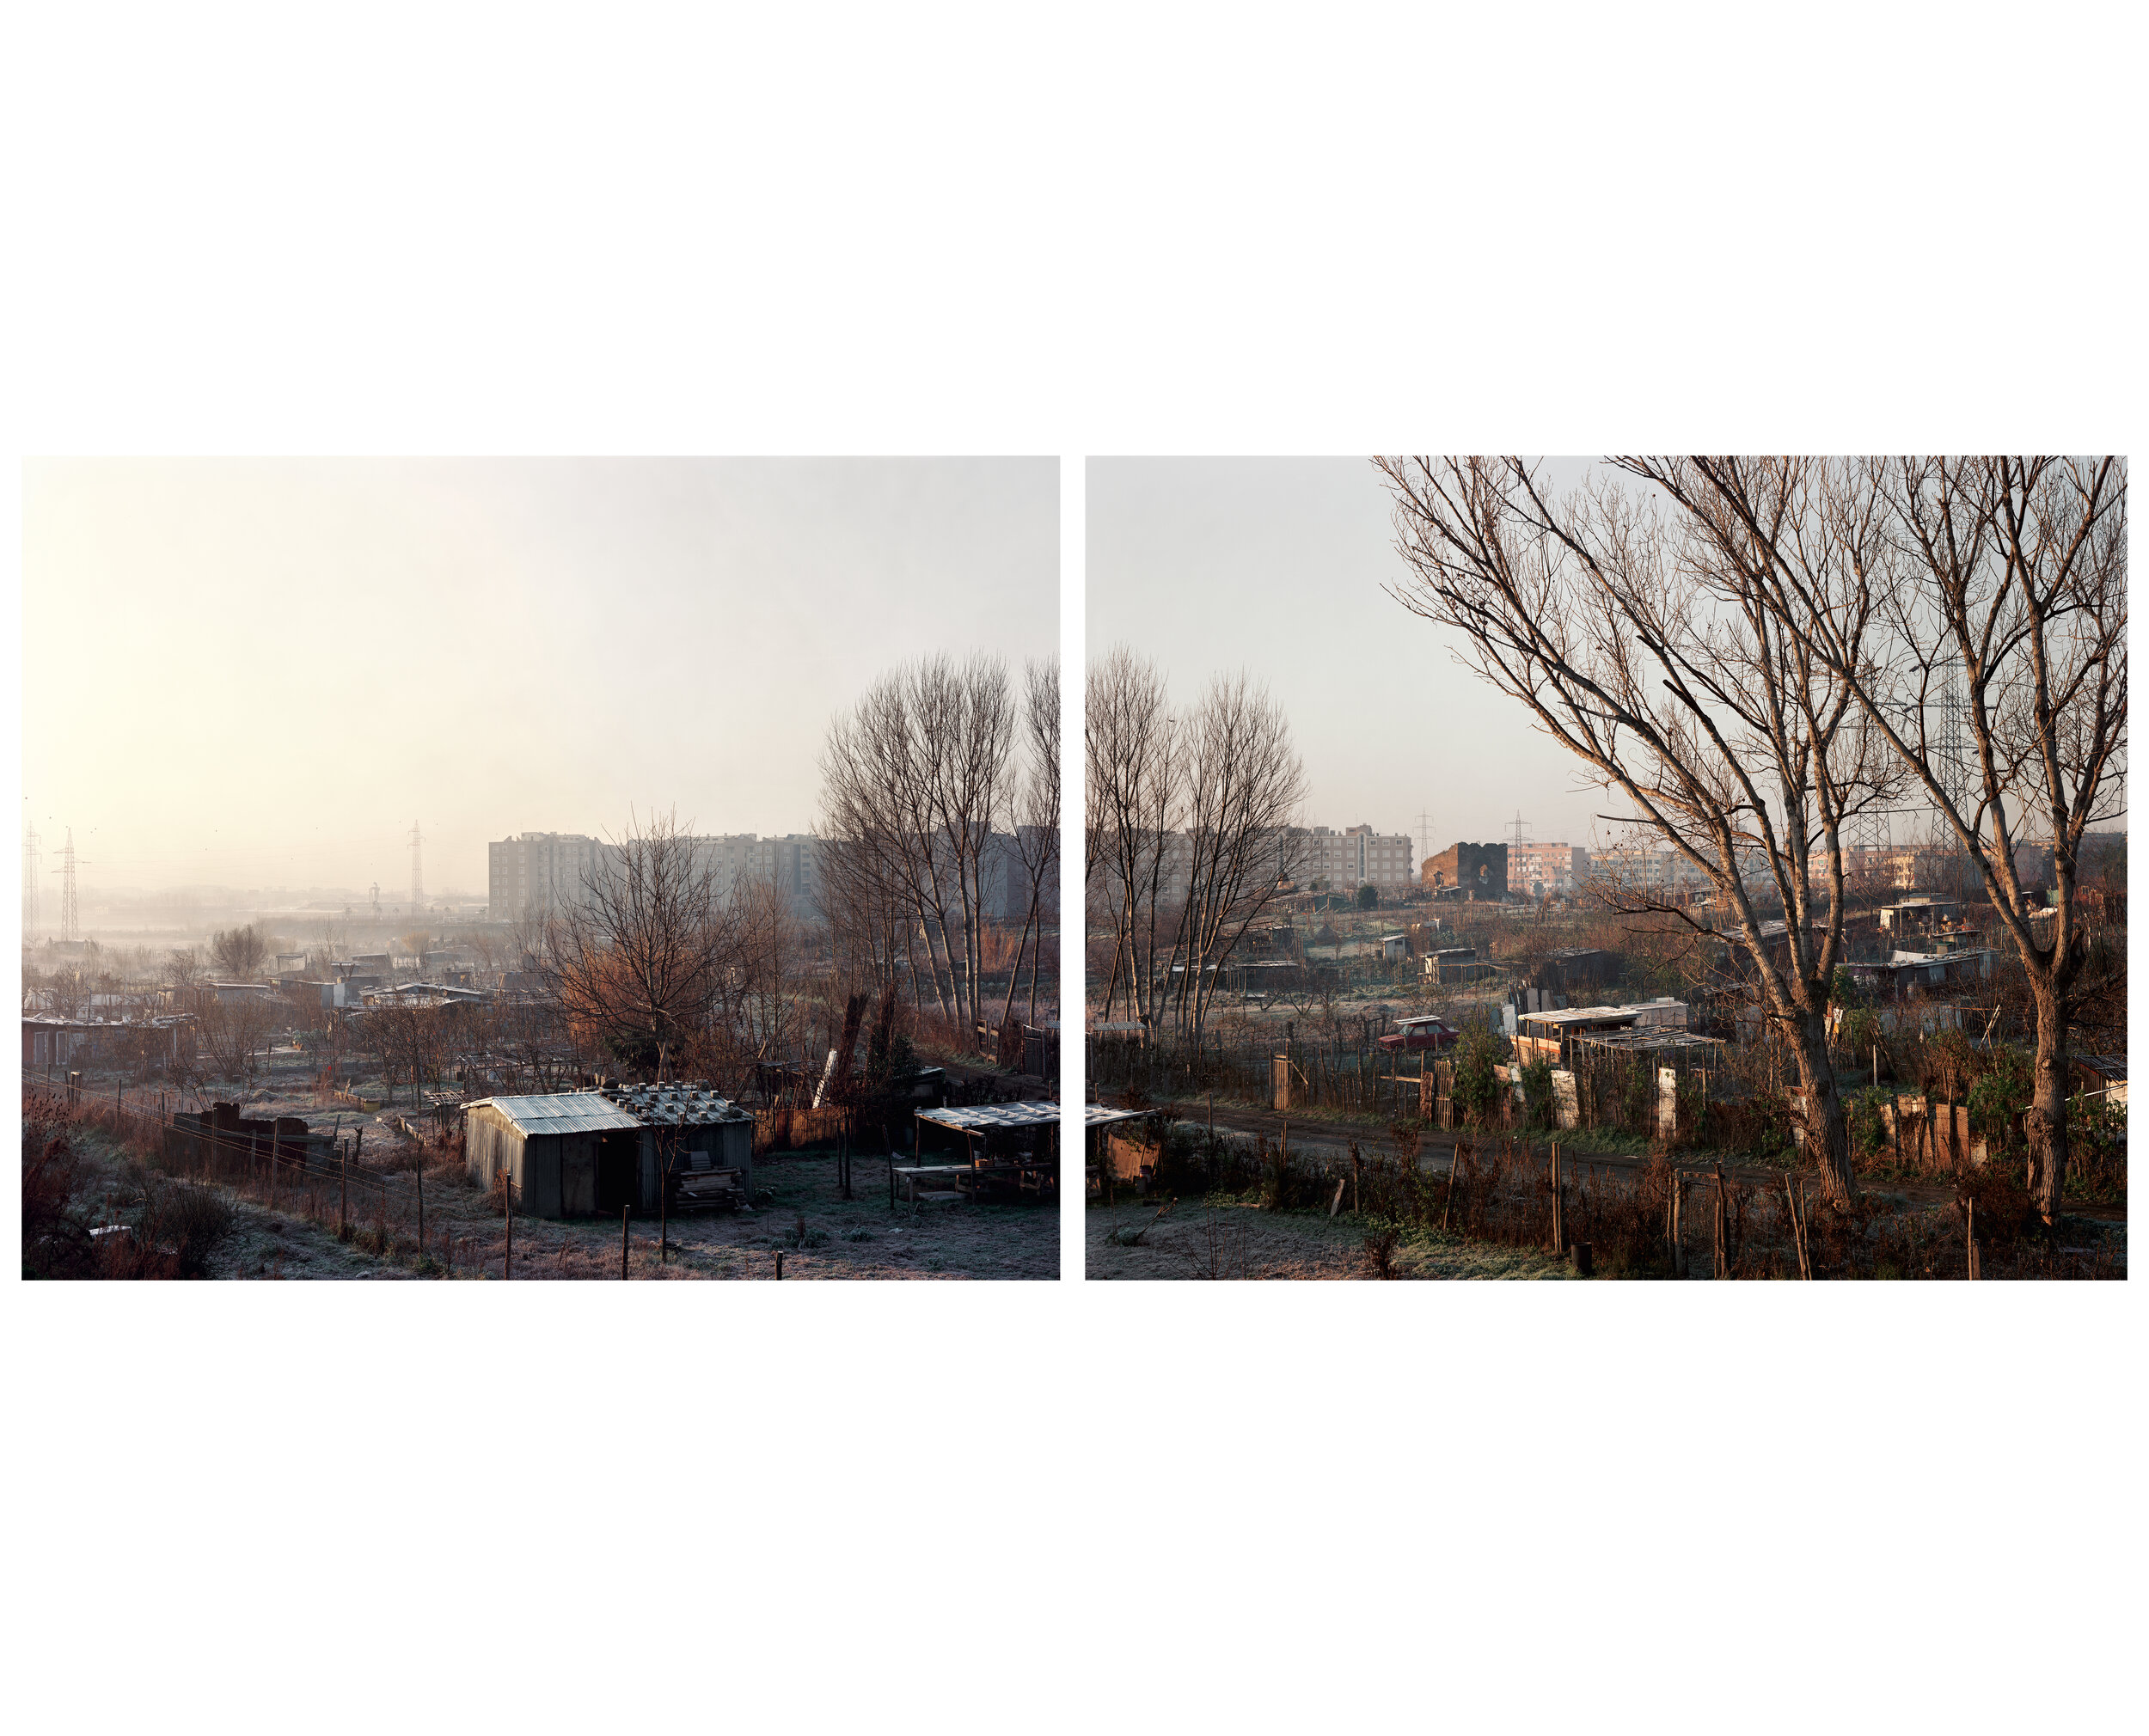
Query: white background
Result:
<box><xmin>6</xmin><ymin>3</ymin><xmax>2140</xmax><ymax>1733</ymax></box>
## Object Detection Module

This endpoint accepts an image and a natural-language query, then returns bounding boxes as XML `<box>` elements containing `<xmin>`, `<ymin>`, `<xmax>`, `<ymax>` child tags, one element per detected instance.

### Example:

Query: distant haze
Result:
<box><xmin>1087</xmin><ymin>456</ymin><xmax>1611</xmax><ymax>865</ymax></box>
<box><xmin>22</xmin><ymin>457</ymin><xmax>1057</xmax><ymax>902</ymax></box>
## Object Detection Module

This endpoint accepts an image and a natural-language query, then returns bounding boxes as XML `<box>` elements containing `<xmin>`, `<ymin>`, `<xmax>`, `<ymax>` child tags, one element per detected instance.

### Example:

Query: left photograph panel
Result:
<box><xmin>22</xmin><ymin>457</ymin><xmax>1062</xmax><ymax>1281</ymax></box>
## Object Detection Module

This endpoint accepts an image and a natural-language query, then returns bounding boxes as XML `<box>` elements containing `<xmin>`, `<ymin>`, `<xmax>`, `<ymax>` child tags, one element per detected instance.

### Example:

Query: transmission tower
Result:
<box><xmin>369</xmin><ymin>882</ymin><xmax>381</xmax><ymax>920</ymax></box>
<box><xmin>1507</xmin><ymin>809</ymin><xmax>1532</xmax><ymax>853</ymax></box>
<box><xmin>408</xmin><ymin>821</ymin><xmax>425</xmax><ymax>916</ymax></box>
<box><xmin>55</xmin><ymin>828</ymin><xmax>80</xmax><ymax>944</ymax></box>
<box><xmin>1417</xmin><ymin>808</ymin><xmax>1434</xmax><ymax>871</ymax></box>
<box><xmin>21</xmin><ymin>822</ymin><xmax>40</xmax><ymax>934</ymax></box>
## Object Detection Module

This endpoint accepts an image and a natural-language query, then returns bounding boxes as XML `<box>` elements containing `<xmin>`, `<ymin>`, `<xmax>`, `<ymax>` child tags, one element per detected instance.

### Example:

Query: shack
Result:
<box><xmin>1512</xmin><ymin>1004</ymin><xmax>1646</xmax><ymax>1067</ymax></box>
<box><xmin>465</xmin><ymin>1093</ymin><xmax>644</xmax><ymax>1217</ymax></box>
<box><xmin>598</xmin><ymin>1082</ymin><xmax>755</xmax><ymax>1203</ymax></box>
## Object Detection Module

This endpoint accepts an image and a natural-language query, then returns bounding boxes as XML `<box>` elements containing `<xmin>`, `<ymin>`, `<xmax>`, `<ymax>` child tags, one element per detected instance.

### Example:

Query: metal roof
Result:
<box><xmin>1082</xmin><ymin>1104</ymin><xmax>1160</xmax><ymax>1127</ymax></box>
<box><xmin>599</xmin><ymin>1085</ymin><xmax>753</xmax><ymax>1126</ymax></box>
<box><xmin>915</xmin><ymin>1102</ymin><xmax>1062</xmax><ymax>1131</ymax></box>
<box><xmin>1517</xmin><ymin>1005</ymin><xmax>1644</xmax><ymax>1030</ymax></box>
<box><xmin>466</xmin><ymin>1094</ymin><xmax>644</xmax><ymax>1136</ymax></box>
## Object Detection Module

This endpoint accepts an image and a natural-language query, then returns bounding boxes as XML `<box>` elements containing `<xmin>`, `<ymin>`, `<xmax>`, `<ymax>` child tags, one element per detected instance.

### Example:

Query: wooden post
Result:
<box><xmin>505</xmin><ymin>1189</ymin><xmax>512</xmax><ymax>1280</ymax></box>
<box><xmin>1550</xmin><ymin>1143</ymin><xmax>1563</xmax><ymax>1255</ymax></box>
<box><xmin>1670</xmin><ymin>1176</ymin><xmax>1684</xmax><ymax>1278</ymax></box>
<box><xmin>659</xmin><ymin>1162</ymin><xmax>668</xmax><ymax>1264</ymax></box>
<box><xmin>1967</xmin><ymin>1197</ymin><xmax>1980</xmax><ymax>1281</ymax></box>
<box><xmin>1350</xmin><ymin>1145</ymin><xmax>1361</xmax><ymax>1215</ymax></box>
<box><xmin>416</xmin><ymin>1162</ymin><xmax>425</xmax><ymax>1255</ymax></box>
<box><xmin>1712</xmin><ymin>1163</ymin><xmax>1728</xmax><ymax>1280</ymax></box>
<box><xmin>775</xmin><ymin>1248</ymin><xmax>784</xmax><ymax>1281</ymax></box>
<box><xmin>339</xmin><ymin>1154</ymin><xmax>348</xmax><ymax>1238</ymax></box>
<box><xmin>621</xmin><ymin>1205</ymin><xmax>630</xmax><ymax>1280</ymax></box>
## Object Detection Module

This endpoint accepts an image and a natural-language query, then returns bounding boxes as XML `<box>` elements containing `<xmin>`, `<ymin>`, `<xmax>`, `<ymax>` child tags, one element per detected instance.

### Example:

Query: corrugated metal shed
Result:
<box><xmin>468</xmin><ymin>1094</ymin><xmax>644</xmax><ymax>1136</ymax></box>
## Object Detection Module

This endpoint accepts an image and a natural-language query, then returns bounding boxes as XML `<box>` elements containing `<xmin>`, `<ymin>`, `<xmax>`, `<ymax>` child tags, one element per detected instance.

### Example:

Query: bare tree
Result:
<box><xmin>164</xmin><ymin>946</ymin><xmax>207</xmax><ymax>992</ymax></box>
<box><xmin>1379</xmin><ymin>456</ymin><xmax>1902</xmax><ymax>1204</ymax></box>
<box><xmin>1086</xmin><ymin>645</ymin><xmax>1182</xmax><ymax>1025</ymax></box>
<box><xmin>209</xmin><ymin>924</ymin><xmax>268</xmax><ymax>981</ymax></box>
<box><xmin>189</xmin><ymin>988</ymin><xmax>277</xmax><ymax>1085</ymax></box>
<box><xmin>998</xmin><ymin>657</ymin><xmax>1062</xmax><ymax>1034</ymax></box>
<box><xmin>546</xmin><ymin>810</ymin><xmax>732</xmax><ymax>1079</ymax></box>
<box><xmin>819</xmin><ymin>654</ymin><xmax>1015</xmax><ymax>1044</ymax></box>
<box><xmin>1772</xmin><ymin>455</ymin><xmax>2126</xmax><ymax>1220</ymax></box>
<box><xmin>1158</xmin><ymin>672</ymin><xmax>1307</xmax><ymax>1045</ymax></box>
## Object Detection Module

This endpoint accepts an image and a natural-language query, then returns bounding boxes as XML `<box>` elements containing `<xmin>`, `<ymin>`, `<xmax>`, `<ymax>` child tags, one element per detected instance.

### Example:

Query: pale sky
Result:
<box><xmin>22</xmin><ymin>458</ymin><xmax>1057</xmax><ymax>896</ymax></box>
<box><xmin>1087</xmin><ymin>456</ymin><xmax>1613</xmax><ymax>867</ymax></box>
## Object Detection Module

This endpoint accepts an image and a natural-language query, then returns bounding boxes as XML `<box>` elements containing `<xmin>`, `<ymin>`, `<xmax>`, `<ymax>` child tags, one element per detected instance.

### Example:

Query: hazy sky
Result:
<box><xmin>22</xmin><ymin>458</ymin><xmax>1057</xmax><ymax>895</ymax></box>
<box><xmin>1087</xmin><ymin>456</ymin><xmax>1613</xmax><ymax>866</ymax></box>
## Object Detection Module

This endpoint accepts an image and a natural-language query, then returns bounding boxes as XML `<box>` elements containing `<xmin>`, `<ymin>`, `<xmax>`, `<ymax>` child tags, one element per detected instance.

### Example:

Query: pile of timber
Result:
<box><xmin>670</xmin><ymin>1156</ymin><xmax>750</xmax><ymax>1213</ymax></box>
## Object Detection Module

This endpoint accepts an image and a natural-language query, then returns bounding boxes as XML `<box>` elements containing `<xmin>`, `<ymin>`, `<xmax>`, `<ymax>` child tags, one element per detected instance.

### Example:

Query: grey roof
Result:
<box><xmin>468</xmin><ymin>1094</ymin><xmax>645</xmax><ymax>1136</ymax></box>
<box><xmin>1518</xmin><ymin>1005</ymin><xmax>1644</xmax><ymax>1030</ymax></box>
<box><xmin>915</xmin><ymin>1102</ymin><xmax>1062</xmax><ymax>1131</ymax></box>
<box><xmin>598</xmin><ymin>1085</ymin><xmax>752</xmax><ymax>1126</ymax></box>
<box><xmin>1082</xmin><ymin>1104</ymin><xmax>1159</xmax><ymax>1127</ymax></box>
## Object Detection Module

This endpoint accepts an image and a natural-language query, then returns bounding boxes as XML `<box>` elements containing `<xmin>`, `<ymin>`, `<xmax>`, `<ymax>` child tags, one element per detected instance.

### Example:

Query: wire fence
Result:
<box><xmin>24</xmin><ymin>1079</ymin><xmax>457</xmax><ymax>1267</ymax></box>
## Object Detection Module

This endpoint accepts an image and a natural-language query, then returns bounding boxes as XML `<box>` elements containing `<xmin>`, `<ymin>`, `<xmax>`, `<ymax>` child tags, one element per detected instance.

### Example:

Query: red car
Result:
<box><xmin>1376</xmin><ymin>1017</ymin><xmax>1460</xmax><ymax>1053</ymax></box>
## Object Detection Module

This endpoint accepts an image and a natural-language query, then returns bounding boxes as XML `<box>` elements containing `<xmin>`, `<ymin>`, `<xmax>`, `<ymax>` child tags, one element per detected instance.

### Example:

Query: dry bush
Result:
<box><xmin>21</xmin><ymin>1115</ymin><xmax>98</xmax><ymax>1279</ymax></box>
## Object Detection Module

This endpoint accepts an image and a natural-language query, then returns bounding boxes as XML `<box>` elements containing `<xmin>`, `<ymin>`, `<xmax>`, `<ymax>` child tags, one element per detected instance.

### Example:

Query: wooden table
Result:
<box><xmin>891</xmin><ymin>1164</ymin><xmax>972</xmax><ymax>1211</ymax></box>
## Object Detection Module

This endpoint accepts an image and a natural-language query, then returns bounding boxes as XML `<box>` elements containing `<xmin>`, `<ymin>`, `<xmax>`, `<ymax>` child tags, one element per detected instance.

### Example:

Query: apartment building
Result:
<box><xmin>487</xmin><ymin>830</ymin><xmax>824</xmax><ymax>922</ymax></box>
<box><xmin>1509</xmin><ymin>841</ymin><xmax>1590</xmax><ymax>899</ymax></box>
<box><xmin>1301</xmin><ymin>823</ymin><xmax>1417</xmax><ymax>889</ymax></box>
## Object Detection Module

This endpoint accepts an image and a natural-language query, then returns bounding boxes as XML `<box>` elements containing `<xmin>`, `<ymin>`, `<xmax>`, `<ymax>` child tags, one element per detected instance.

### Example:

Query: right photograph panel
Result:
<box><xmin>1083</xmin><ymin>456</ymin><xmax>2128</xmax><ymax>1281</ymax></box>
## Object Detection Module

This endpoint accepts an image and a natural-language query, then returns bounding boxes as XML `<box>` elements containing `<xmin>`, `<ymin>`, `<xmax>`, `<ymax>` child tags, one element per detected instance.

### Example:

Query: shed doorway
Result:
<box><xmin>596</xmin><ymin>1129</ymin><xmax>639</xmax><ymax>1215</ymax></box>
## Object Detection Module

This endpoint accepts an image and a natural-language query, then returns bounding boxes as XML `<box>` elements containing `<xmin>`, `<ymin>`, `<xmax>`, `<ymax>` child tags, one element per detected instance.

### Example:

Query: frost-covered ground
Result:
<box><xmin>1085</xmin><ymin>1198</ymin><xmax>1579</xmax><ymax>1281</ymax></box>
<box><xmin>61</xmin><ymin>1127</ymin><xmax>1055</xmax><ymax>1281</ymax></box>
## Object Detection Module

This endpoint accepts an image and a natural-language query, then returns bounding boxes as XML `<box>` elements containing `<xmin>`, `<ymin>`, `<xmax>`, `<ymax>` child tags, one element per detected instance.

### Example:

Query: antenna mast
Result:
<box><xmin>408</xmin><ymin>821</ymin><xmax>425</xmax><ymax>917</ymax></box>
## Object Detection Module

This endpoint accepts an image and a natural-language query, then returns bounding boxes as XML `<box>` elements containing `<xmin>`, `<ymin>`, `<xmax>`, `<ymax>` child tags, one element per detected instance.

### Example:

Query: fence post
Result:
<box><xmin>1713</xmin><ymin>1163</ymin><xmax>1729</xmax><ymax>1280</ymax></box>
<box><xmin>1551</xmin><ymin>1143</ymin><xmax>1563</xmax><ymax>1255</ymax></box>
<box><xmin>340</xmin><ymin>1153</ymin><xmax>348</xmax><ymax>1238</ymax></box>
<box><xmin>505</xmin><ymin>1189</ymin><xmax>512</xmax><ymax>1280</ymax></box>
<box><xmin>417</xmin><ymin>1162</ymin><xmax>425</xmax><ymax>1256</ymax></box>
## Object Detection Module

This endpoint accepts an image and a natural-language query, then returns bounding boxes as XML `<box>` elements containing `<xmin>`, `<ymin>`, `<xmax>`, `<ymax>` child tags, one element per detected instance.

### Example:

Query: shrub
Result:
<box><xmin>1451</xmin><ymin>1019</ymin><xmax>1507</xmax><ymax>1127</ymax></box>
<box><xmin>1518</xmin><ymin>1057</ymin><xmax>1555</xmax><ymax>1130</ymax></box>
<box><xmin>1968</xmin><ymin>1046</ymin><xmax>2033</xmax><ymax>1146</ymax></box>
<box><xmin>138</xmin><ymin>1179</ymin><xmax>237</xmax><ymax>1276</ymax></box>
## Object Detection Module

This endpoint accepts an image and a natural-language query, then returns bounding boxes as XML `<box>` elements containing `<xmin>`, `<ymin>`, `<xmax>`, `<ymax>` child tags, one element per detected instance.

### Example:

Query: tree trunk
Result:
<box><xmin>1789</xmin><ymin>1009</ymin><xmax>1855</xmax><ymax>1207</ymax></box>
<box><xmin>2028</xmin><ymin>978</ymin><xmax>2069</xmax><ymax>1224</ymax></box>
